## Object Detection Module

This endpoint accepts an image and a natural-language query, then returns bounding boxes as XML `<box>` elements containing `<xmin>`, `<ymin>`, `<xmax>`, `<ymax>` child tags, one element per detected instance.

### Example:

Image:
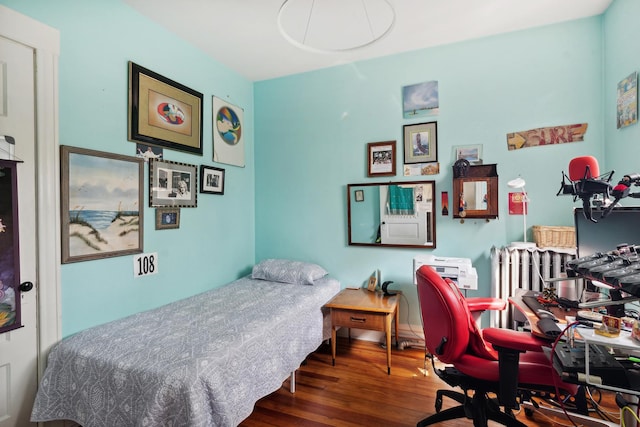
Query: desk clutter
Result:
<box><xmin>566</xmin><ymin>243</ymin><xmax>640</xmax><ymax>299</ymax></box>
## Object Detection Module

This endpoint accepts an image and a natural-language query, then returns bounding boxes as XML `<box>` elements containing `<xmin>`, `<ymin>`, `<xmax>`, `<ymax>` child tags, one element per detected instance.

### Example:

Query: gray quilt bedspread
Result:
<box><xmin>31</xmin><ymin>276</ymin><xmax>340</xmax><ymax>427</ymax></box>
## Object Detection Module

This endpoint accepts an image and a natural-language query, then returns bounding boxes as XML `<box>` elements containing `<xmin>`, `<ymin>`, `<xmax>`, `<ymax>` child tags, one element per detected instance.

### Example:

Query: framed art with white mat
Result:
<box><xmin>212</xmin><ymin>96</ymin><xmax>244</xmax><ymax>167</ymax></box>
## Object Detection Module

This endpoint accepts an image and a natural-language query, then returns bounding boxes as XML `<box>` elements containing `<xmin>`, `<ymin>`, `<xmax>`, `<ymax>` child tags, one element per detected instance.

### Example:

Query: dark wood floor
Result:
<box><xmin>240</xmin><ymin>338</ymin><xmax>622</xmax><ymax>427</ymax></box>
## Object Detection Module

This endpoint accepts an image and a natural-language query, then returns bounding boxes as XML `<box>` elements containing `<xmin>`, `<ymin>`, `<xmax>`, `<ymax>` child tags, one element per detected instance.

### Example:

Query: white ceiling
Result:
<box><xmin>123</xmin><ymin>0</ymin><xmax>613</xmax><ymax>82</ymax></box>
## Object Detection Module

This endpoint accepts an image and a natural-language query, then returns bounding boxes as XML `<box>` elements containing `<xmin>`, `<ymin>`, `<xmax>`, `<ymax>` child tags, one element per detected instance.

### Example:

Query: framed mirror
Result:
<box><xmin>452</xmin><ymin>164</ymin><xmax>498</xmax><ymax>219</ymax></box>
<box><xmin>347</xmin><ymin>180</ymin><xmax>436</xmax><ymax>248</ymax></box>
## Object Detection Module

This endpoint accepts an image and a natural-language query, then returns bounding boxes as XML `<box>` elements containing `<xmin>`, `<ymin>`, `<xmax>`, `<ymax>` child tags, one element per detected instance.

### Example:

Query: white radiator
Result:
<box><xmin>490</xmin><ymin>246</ymin><xmax>578</xmax><ymax>328</ymax></box>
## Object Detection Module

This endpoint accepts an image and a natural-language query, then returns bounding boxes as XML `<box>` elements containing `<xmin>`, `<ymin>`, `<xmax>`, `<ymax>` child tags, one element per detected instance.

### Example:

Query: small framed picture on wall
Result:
<box><xmin>199</xmin><ymin>165</ymin><xmax>225</xmax><ymax>195</ymax></box>
<box><xmin>403</xmin><ymin>122</ymin><xmax>437</xmax><ymax>164</ymax></box>
<box><xmin>155</xmin><ymin>207</ymin><xmax>180</xmax><ymax>230</ymax></box>
<box><xmin>367</xmin><ymin>141</ymin><xmax>396</xmax><ymax>177</ymax></box>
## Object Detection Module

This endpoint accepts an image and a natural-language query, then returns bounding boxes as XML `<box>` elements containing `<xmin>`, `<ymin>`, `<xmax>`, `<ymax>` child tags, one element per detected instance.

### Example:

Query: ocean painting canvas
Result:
<box><xmin>61</xmin><ymin>146</ymin><xmax>144</xmax><ymax>263</ymax></box>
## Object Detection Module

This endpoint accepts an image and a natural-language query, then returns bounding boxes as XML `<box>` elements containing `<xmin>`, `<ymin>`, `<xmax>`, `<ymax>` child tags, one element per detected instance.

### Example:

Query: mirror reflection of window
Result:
<box><xmin>462</xmin><ymin>181</ymin><xmax>488</xmax><ymax>211</ymax></box>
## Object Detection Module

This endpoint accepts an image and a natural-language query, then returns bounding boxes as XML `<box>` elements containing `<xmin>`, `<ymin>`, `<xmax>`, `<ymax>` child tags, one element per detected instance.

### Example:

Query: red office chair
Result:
<box><xmin>416</xmin><ymin>265</ymin><xmax>581</xmax><ymax>427</ymax></box>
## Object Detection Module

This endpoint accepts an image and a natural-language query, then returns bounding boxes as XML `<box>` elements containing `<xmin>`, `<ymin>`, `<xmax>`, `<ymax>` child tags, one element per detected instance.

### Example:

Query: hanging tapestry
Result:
<box><xmin>0</xmin><ymin>160</ymin><xmax>21</xmax><ymax>334</ymax></box>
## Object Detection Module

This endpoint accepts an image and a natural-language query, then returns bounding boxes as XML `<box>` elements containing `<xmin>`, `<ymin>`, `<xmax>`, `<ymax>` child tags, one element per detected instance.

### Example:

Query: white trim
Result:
<box><xmin>0</xmin><ymin>5</ymin><xmax>61</xmax><ymax>376</ymax></box>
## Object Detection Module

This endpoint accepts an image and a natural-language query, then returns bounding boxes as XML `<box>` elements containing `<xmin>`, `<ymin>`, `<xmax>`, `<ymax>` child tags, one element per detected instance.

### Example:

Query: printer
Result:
<box><xmin>413</xmin><ymin>255</ymin><xmax>478</xmax><ymax>290</ymax></box>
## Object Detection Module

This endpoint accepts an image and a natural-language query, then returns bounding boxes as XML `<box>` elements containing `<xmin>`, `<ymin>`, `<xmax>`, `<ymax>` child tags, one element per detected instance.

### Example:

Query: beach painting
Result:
<box><xmin>61</xmin><ymin>146</ymin><xmax>144</xmax><ymax>263</ymax></box>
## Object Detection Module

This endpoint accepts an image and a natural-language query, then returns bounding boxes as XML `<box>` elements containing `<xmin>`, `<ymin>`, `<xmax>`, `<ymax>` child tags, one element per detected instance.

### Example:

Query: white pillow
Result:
<box><xmin>252</xmin><ymin>259</ymin><xmax>328</xmax><ymax>285</ymax></box>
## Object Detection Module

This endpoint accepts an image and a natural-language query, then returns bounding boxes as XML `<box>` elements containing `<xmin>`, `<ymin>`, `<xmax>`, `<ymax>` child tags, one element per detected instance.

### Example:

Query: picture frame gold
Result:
<box><xmin>155</xmin><ymin>207</ymin><xmax>180</xmax><ymax>230</ymax></box>
<box><xmin>128</xmin><ymin>61</ymin><xmax>203</xmax><ymax>155</ymax></box>
<box><xmin>367</xmin><ymin>141</ymin><xmax>396</xmax><ymax>177</ymax></box>
<box><xmin>60</xmin><ymin>145</ymin><xmax>144</xmax><ymax>264</ymax></box>
<box><xmin>403</xmin><ymin>122</ymin><xmax>438</xmax><ymax>164</ymax></box>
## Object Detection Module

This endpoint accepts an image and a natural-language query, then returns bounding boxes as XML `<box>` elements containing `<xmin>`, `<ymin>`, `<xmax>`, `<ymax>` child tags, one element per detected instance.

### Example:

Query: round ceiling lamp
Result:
<box><xmin>277</xmin><ymin>0</ymin><xmax>396</xmax><ymax>53</ymax></box>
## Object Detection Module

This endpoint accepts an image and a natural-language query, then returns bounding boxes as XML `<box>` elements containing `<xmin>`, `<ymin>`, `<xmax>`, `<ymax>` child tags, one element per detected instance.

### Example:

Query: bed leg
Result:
<box><xmin>290</xmin><ymin>371</ymin><xmax>296</xmax><ymax>393</ymax></box>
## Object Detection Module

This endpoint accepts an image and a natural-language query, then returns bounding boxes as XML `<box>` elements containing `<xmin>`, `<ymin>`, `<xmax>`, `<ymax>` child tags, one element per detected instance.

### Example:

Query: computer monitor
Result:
<box><xmin>574</xmin><ymin>206</ymin><xmax>640</xmax><ymax>258</ymax></box>
<box><xmin>574</xmin><ymin>206</ymin><xmax>640</xmax><ymax>311</ymax></box>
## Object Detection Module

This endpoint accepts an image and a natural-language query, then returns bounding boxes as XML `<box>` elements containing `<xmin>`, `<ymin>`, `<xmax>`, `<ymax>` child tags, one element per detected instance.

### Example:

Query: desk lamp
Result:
<box><xmin>508</xmin><ymin>177</ymin><xmax>536</xmax><ymax>249</ymax></box>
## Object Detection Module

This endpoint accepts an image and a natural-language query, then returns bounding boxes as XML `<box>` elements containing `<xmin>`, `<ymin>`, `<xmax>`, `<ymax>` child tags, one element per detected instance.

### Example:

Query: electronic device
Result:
<box><xmin>381</xmin><ymin>281</ymin><xmax>396</xmax><ymax>296</ymax></box>
<box><xmin>413</xmin><ymin>255</ymin><xmax>478</xmax><ymax>290</ymax></box>
<box><xmin>574</xmin><ymin>206</ymin><xmax>640</xmax><ymax>258</ymax></box>
<box><xmin>551</xmin><ymin>342</ymin><xmax>635</xmax><ymax>389</ymax></box>
<box><xmin>522</xmin><ymin>294</ymin><xmax>557</xmax><ymax>320</ymax></box>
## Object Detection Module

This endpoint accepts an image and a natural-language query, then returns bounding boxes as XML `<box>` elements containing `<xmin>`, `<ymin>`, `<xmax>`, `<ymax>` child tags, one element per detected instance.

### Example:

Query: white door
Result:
<box><xmin>0</xmin><ymin>36</ymin><xmax>39</xmax><ymax>427</ymax></box>
<box><xmin>378</xmin><ymin>185</ymin><xmax>430</xmax><ymax>245</ymax></box>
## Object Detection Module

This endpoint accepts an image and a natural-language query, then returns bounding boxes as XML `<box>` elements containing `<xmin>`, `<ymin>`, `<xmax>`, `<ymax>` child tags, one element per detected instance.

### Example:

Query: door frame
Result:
<box><xmin>0</xmin><ymin>6</ymin><xmax>61</xmax><ymax>377</ymax></box>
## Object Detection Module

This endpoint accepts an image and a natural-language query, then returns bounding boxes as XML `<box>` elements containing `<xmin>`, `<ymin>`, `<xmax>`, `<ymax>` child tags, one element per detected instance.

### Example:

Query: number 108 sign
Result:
<box><xmin>134</xmin><ymin>252</ymin><xmax>158</xmax><ymax>277</ymax></box>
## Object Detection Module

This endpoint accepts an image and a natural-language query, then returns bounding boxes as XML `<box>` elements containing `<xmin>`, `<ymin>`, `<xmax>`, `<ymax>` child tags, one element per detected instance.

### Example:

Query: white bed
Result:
<box><xmin>31</xmin><ymin>259</ymin><xmax>340</xmax><ymax>427</ymax></box>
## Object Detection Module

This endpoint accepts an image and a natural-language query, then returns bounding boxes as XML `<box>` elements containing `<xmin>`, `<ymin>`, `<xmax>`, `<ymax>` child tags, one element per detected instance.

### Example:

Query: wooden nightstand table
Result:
<box><xmin>324</xmin><ymin>288</ymin><xmax>400</xmax><ymax>375</ymax></box>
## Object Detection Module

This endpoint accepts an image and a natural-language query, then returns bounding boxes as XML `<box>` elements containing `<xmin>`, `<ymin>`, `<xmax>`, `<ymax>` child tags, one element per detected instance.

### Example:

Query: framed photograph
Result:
<box><xmin>128</xmin><ymin>61</ymin><xmax>203</xmax><ymax>155</ymax></box>
<box><xmin>61</xmin><ymin>145</ymin><xmax>144</xmax><ymax>264</ymax></box>
<box><xmin>367</xmin><ymin>141</ymin><xmax>396</xmax><ymax>177</ymax></box>
<box><xmin>367</xmin><ymin>275</ymin><xmax>377</xmax><ymax>292</ymax></box>
<box><xmin>149</xmin><ymin>159</ymin><xmax>198</xmax><ymax>207</ymax></box>
<box><xmin>453</xmin><ymin>144</ymin><xmax>483</xmax><ymax>165</ymax></box>
<box><xmin>200</xmin><ymin>165</ymin><xmax>225</xmax><ymax>195</ymax></box>
<box><xmin>155</xmin><ymin>207</ymin><xmax>180</xmax><ymax>230</ymax></box>
<box><xmin>355</xmin><ymin>189</ymin><xmax>364</xmax><ymax>202</ymax></box>
<box><xmin>403</xmin><ymin>122</ymin><xmax>437</xmax><ymax>164</ymax></box>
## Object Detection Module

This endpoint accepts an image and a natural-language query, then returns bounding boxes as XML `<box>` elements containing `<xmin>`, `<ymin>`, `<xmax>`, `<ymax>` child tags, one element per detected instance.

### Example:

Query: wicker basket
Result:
<box><xmin>532</xmin><ymin>225</ymin><xmax>576</xmax><ymax>248</ymax></box>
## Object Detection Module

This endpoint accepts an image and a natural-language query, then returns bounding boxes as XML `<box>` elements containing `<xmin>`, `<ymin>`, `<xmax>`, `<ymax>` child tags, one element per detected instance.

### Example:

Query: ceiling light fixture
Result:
<box><xmin>277</xmin><ymin>0</ymin><xmax>396</xmax><ymax>54</ymax></box>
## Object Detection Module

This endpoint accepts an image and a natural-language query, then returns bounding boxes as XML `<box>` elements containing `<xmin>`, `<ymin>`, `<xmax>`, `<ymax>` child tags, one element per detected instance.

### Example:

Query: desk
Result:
<box><xmin>324</xmin><ymin>288</ymin><xmax>399</xmax><ymax>375</ymax></box>
<box><xmin>508</xmin><ymin>289</ymin><xmax>574</xmax><ymax>339</ymax></box>
<box><xmin>511</xmin><ymin>289</ymin><xmax>640</xmax><ymax>427</ymax></box>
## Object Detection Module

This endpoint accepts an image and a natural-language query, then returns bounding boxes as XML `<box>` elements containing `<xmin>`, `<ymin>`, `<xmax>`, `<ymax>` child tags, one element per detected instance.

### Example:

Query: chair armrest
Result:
<box><xmin>483</xmin><ymin>327</ymin><xmax>552</xmax><ymax>409</ymax></box>
<box><xmin>482</xmin><ymin>327</ymin><xmax>550</xmax><ymax>353</ymax></box>
<box><xmin>467</xmin><ymin>297</ymin><xmax>506</xmax><ymax>313</ymax></box>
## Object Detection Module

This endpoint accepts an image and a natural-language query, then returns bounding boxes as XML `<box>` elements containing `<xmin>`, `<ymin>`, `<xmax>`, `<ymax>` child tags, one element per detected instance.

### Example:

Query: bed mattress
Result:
<box><xmin>31</xmin><ymin>275</ymin><xmax>340</xmax><ymax>426</ymax></box>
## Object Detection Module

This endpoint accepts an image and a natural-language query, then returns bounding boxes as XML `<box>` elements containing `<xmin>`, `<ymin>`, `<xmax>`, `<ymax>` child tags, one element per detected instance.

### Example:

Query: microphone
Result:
<box><xmin>568</xmin><ymin>156</ymin><xmax>600</xmax><ymax>181</ymax></box>
<box><xmin>559</xmin><ymin>156</ymin><xmax>612</xmax><ymax>222</ymax></box>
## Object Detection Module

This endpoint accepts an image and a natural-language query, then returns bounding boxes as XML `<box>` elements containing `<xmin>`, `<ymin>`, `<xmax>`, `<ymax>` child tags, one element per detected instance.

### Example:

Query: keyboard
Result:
<box><xmin>552</xmin><ymin>342</ymin><xmax>634</xmax><ymax>389</ymax></box>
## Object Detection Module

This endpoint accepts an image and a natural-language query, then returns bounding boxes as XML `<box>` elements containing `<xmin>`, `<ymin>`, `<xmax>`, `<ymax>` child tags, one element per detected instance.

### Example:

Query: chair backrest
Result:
<box><xmin>416</xmin><ymin>265</ymin><xmax>496</xmax><ymax>364</ymax></box>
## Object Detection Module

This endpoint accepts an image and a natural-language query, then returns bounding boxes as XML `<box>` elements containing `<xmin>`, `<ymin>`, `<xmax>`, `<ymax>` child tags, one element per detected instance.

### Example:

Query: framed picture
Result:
<box><xmin>367</xmin><ymin>141</ymin><xmax>396</xmax><ymax>177</ymax></box>
<box><xmin>355</xmin><ymin>189</ymin><xmax>364</xmax><ymax>202</ymax></box>
<box><xmin>453</xmin><ymin>144</ymin><xmax>483</xmax><ymax>165</ymax></box>
<box><xmin>367</xmin><ymin>275</ymin><xmax>377</xmax><ymax>292</ymax></box>
<box><xmin>61</xmin><ymin>145</ymin><xmax>144</xmax><ymax>264</ymax></box>
<box><xmin>155</xmin><ymin>207</ymin><xmax>180</xmax><ymax>230</ymax></box>
<box><xmin>212</xmin><ymin>96</ymin><xmax>244</xmax><ymax>167</ymax></box>
<box><xmin>199</xmin><ymin>165</ymin><xmax>225</xmax><ymax>195</ymax></box>
<box><xmin>402</xmin><ymin>80</ymin><xmax>439</xmax><ymax>118</ymax></box>
<box><xmin>128</xmin><ymin>61</ymin><xmax>203</xmax><ymax>155</ymax></box>
<box><xmin>149</xmin><ymin>159</ymin><xmax>198</xmax><ymax>207</ymax></box>
<box><xmin>403</xmin><ymin>122</ymin><xmax>437</xmax><ymax>164</ymax></box>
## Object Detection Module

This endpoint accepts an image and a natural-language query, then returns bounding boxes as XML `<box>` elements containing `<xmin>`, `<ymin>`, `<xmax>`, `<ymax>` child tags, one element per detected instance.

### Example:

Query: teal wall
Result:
<box><xmin>603</xmin><ymin>0</ymin><xmax>640</xmax><ymax>172</ymax></box>
<box><xmin>255</xmin><ymin>17</ymin><xmax>605</xmax><ymax>326</ymax></box>
<box><xmin>0</xmin><ymin>0</ymin><xmax>256</xmax><ymax>336</ymax></box>
<box><xmin>4</xmin><ymin>0</ymin><xmax>637</xmax><ymax>335</ymax></box>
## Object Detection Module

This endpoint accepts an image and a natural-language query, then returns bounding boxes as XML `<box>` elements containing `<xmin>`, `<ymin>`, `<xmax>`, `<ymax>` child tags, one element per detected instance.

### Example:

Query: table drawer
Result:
<box><xmin>332</xmin><ymin>309</ymin><xmax>386</xmax><ymax>330</ymax></box>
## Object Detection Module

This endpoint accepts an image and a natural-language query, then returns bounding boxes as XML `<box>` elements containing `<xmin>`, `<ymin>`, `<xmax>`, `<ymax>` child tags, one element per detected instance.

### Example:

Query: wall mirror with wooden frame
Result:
<box><xmin>347</xmin><ymin>180</ymin><xmax>436</xmax><ymax>248</ymax></box>
<box><xmin>453</xmin><ymin>164</ymin><xmax>498</xmax><ymax>220</ymax></box>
